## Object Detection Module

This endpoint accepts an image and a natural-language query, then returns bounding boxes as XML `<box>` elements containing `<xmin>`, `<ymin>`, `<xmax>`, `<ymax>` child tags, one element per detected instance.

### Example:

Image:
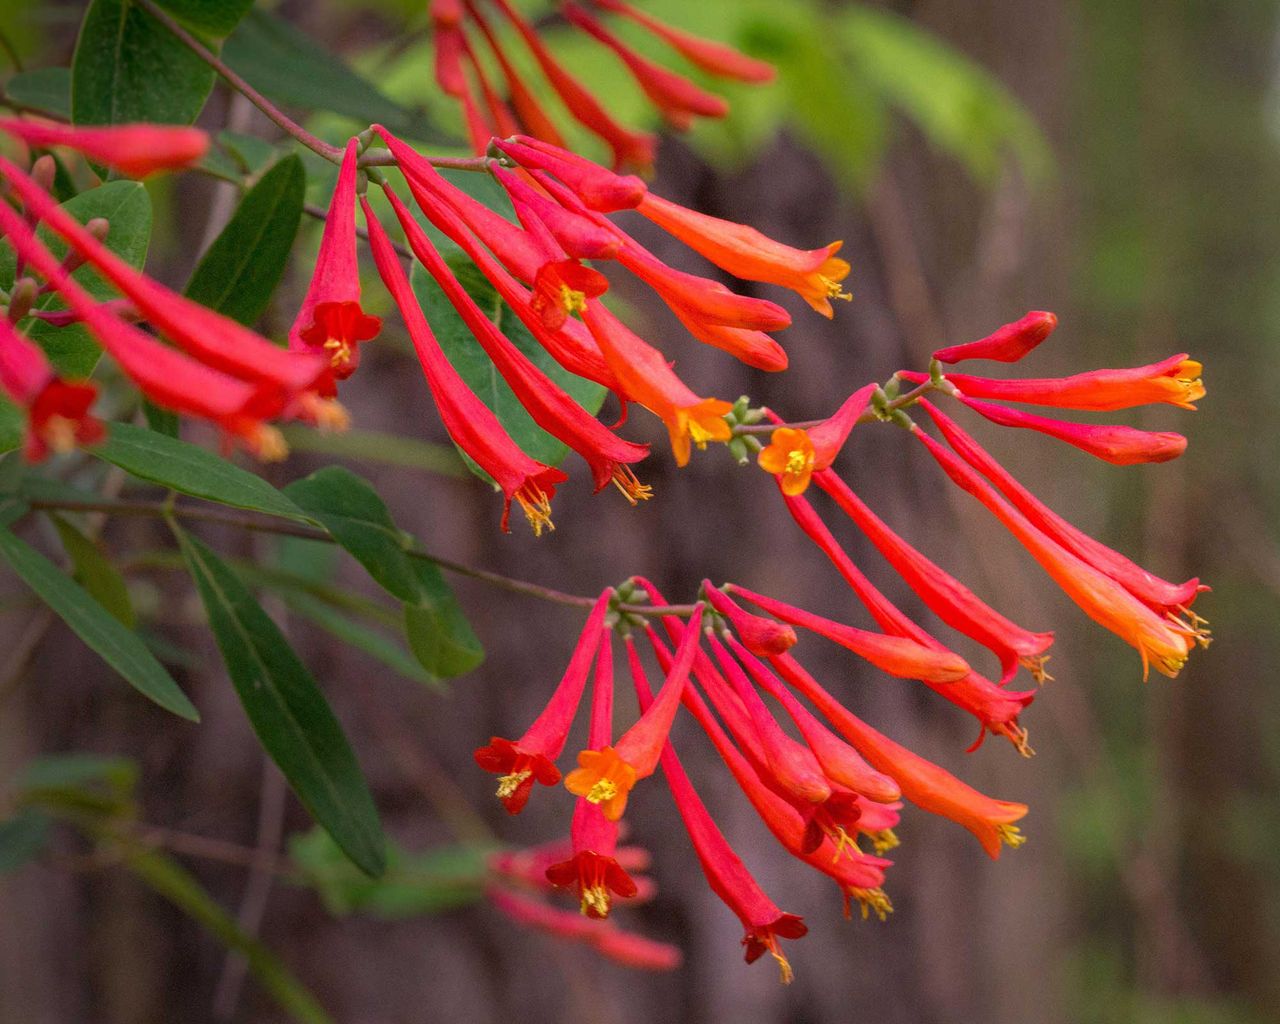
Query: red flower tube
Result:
<box><xmin>464</xmin><ymin>1</ymin><xmax>566</xmax><ymax>147</ymax></box>
<box><xmin>626</xmin><ymin>637</ymin><xmax>807</xmax><ymax>983</ymax></box>
<box><xmin>362</xmin><ymin>195</ymin><xmax>567</xmax><ymax>534</ymax></box>
<box><xmin>288</xmin><ymin>139</ymin><xmax>381</xmax><ymax>380</ymax></box>
<box><xmin>702</xmin><ymin>584</ymin><xmax>797</xmax><ymax>657</ymax></box>
<box><xmin>667</xmin><ymin>305</ymin><xmax>788</xmax><ymax>373</ymax></box>
<box><xmin>812</xmin><ymin>468</ymin><xmax>1053</xmax><ymax>683</ymax></box>
<box><xmin>474</xmin><ymin>589</ymin><xmax>612</xmax><ymax>812</ymax></box>
<box><xmin>931</xmin><ymin>310</ymin><xmax>1058</xmax><ymax>365</ymax></box>
<box><xmin>491</xmin><ymin>164</ymin><xmax>620</xmax><ymax>261</ymax></box>
<box><xmin>0</xmin><ymin>317</ymin><xmax>103</xmax><ymax>462</ymax></box>
<box><xmin>493</xmin><ymin>136</ymin><xmax>648</xmax><ymax>212</ymax></box>
<box><xmin>0</xmin><ymin>118</ymin><xmax>208</xmax><ymax>178</ymax></box>
<box><xmin>756</xmin><ymin>384</ymin><xmax>877</xmax><ymax>495</ymax></box>
<box><xmin>956</xmin><ymin>395</ymin><xmax>1187</xmax><ymax>465</ymax></box>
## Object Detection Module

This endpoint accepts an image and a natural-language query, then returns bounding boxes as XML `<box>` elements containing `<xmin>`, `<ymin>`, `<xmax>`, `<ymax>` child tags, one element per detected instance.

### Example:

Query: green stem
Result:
<box><xmin>730</xmin><ymin>378</ymin><xmax>941</xmax><ymax>437</ymax></box>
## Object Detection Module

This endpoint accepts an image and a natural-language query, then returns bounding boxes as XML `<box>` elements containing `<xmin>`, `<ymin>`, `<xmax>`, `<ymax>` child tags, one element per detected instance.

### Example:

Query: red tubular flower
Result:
<box><xmin>288</xmin><ymin>139</ymin><xmax>381</xmax><ymax>380</ymax></box>
<box><xmin>461</xmin><ymin>30</ymin><xmax>520</xmax><ymax>140</ymax></box>
<box><xmin>702</xmin><ymin>584</ymin><xmax>797</xmax><ymax>657</ymax></box>
<box><xmin>590</xmin><ymin>0</ymin><xmax>776</xmax><ymax>83</ymax></box>
<box><xmin>0</xmin><ymin>118</ymin><xmax>208</xmax><ymax>178</ymax></box>
<box><xmin>0</xmin><ymin>317</ymin><xmax>103</xmax><ymax>461</ymax></box>
<box><xmin>581</xmin><ymin>302</ymin><xmax>733</xmax><ymax>466</ymax></box>
<box><xmin>626</xmin><ymin>637</ymin><xmax>807</xmax><ymax>983</ymax></box>
<box><xmin>491</xmin><ymin>163</ymin><xmax>621</xmax><ymax>261</ymax></box>
<box><xmin>1</xmin><ymin>156</ymin><xmax>329</xmax><ymax>400</ymax></box>
<box><xmin>779</xmin><ymin>490</ymin><xmax>1036</xmax><ymax>751</ymax></box>
<box><xmin>772</xmin><ymin>653</ymin><xmax>1028</xmax><ymax>859</ymax></box>
<box><xmin>562</xmin><ymin>3</ymin><xmax>730</xmax><ymax>130</ymax></box>
<box><xmin>913</xmin><ymin>427</ymin><xmax>1205</xmax><ymax>679</ymax></box>
<box><xmin>474</xmin><ymin>589</ymin><xmax>611</xmax><ymax>812</ymax></box>
<box><xmin>531</xmin><ymin>259</ymin><xmax>610</xmax><ymax>331</ymax></box>
<box><xmin>812</xmin><ymin>469</ymin><xmax>1053</xmax><ymax>684</ymax></box>
<box><xmin>382</xmin><ymin>184</ymin><xmax>650</xmax><ymax>501</ymax></box>
<box><xmin>920</xmin><ymin>400</ymin><xmax>1204</xmax><ymax>614</ymax></box>
<box><xmin>757</xmin><ymin>384</ymin><xmax>877</xmax><ymax>495</ymax></box>
<box><xmin>903</xmin><ymin>353</ymin><xmax>1204</xmax><ymax>412</ymax></box>
<box><xmin>493</xmin><ymin>136</ymin><xmax>648</xmax><ymax>212</ymax></box>
<box><xmin>362</xmin><ymin>195</ymin><xmax>567</xmax><ymax>534</ymax></box>
<box><xmin>464</xmin><ymin>2</ymin><xmax>567</xmax><ymax>147</ymax></box>
<box><xmin>564</xmin><ymin>605</ymin><xmax>703</xmax><ymax>820</ymax></box>
<box><xmin>667</xmin><ymin>306</ymin><xmax>788</xmax><ymax>373</ymax></box>
<box><xmin>487</xmin><ymin>0</ymin><xmax>656</xmax><ymax>172</ymax></box>
<box><xmin>636</xmin><ymin>192</ymin><xmax>851</xmax><ymax>318</ymax></box>
<box><xmin>725</xmin><ymin>584</ymin><xmax>970</xmax><ymax>684</ymax></box>
<box><xmin>931</xmin><ymin>310</ymin><xmax>1058</xmax><ymax>365</ymax></box>
<box><xmin>956</xmin><ymin>395</ymin><xmax>1187</xmax><ymax>465</ymax></box>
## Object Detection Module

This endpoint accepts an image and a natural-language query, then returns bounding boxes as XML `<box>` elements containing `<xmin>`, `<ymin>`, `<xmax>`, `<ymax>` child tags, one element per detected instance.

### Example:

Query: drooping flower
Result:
<box><xmin>530</xmin><ymin>259</ymin><xmax>611</xmax><ymax>331</ymax></box>
<box><xmin>493</xmin><ymin>135</ymin><xmax>648</xmax><ymax>212</ymax></box>
<box><xmin>0</xmin><ymin>118</ymin><xmax>208</xmax><ymax>178</ymax></box>
<box><xmin>288</xmin><ymin>139</ymin><xmax>382</xmax><ymax>380</ymax></box>
<box><xmin>361</xmin><ymin>195</ymin><xmax>567</xmax><ymax>534</ymax></box>
<box><xmin>702</xmin><ymin>583</ymin><xmax>797</xmax><ymax>657</ymax></box>
<box><xmin>0</xmin><ymin>317</ymin><xmax>103</xmax><ymax>462</ymax></box>
<box><xmin>636</xmin><ymin>192</ymin><xmax>852</xmax><ymax>317</ymax></box>
<box><xmin>474</xmin><ymin>589</ymin><xmax>612</xmax><ymax>812</ymax></box>
<box><xmin>756</xmin><ymin>384</ymin><xmax>877</xmax><ymax>495</ymax></box>
<box><xmin>931</xmin><ymin>310</ymin><xmax>1058</xmax><ymax>365</ymax></box>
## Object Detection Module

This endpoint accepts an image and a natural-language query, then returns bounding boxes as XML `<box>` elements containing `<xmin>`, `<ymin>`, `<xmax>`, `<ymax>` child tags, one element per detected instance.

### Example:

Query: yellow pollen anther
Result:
<box><xmin>516</xmin><ymin>485</ymin><xmax>555</xmax><ymax>537</ymax></box>
<box><xmin>850</xmin><ymin>887</ymin><xmax>893</xmax><ymax>922</ymax></box>
<box><xmin>823</xmin><ymin>276</ymin><xmax>852</xmax><ymax>302</ymax></box>
<box><xmin>785</xmin><ymin>448</ymin><xmax>810</xmax><ymax>475</ymax></box>
<box><xmin>687</xmin><ymin>420</ymin><xmax>715</xmax><ymax>449</ymax></box>
<box><xmin>323</xmin><ymin>336</ymin><xmax>352</xmax><ymax>369</ymax></box>
<box><xmin>996</xmin><ymin>823</ymin><xmax>1027</xmax><ymax>850</ymax></box>
<box><xmin>586</xmin><ymin>777</ymin><xmax>619</xmax><ymax>804</ymax></box>
<box><xmin>771</xmin><ymin>947</ymin><xmax>794</xmax><ymax>986</ymax></box>
<box><xmin>1020</xmin><ymin>654</ymin><xmax>1053</xmax><ymax>685</ymax></box>
<box><xmin>829</xmin><ymin>826</ymin><xmax>860</xmax><ymax>864</ymax></box>
<box><xmin>42</xmin><ymin>415</ymin><xmax>80</xmax><ymax>455</ymax></box>
<box><xmin>559</xmin><ymin>284</ymin><xmax>587</xmax><ymax>315</ymax></box>
<box><xmin>611</xmin><ymin>465</ymin><xmax>653</xmax><ymax>505</ymax></box>
<box><xmin>250</xmin><ymin>425</ymin><xmax>289</xmax><ymax>463</ymax></box>
<box><xmin>495</xmin><ymin>770</ymin><xmax>531</xmax><ymax>800</ymax></box>
<box><xmin>581</xmin><ymin>885</ymin><xmax>611</xmax><ymax>918</ymax></box>
<box><xmin>869</xmin><ymin>828</ymin><xmax>900</xmax><ymax>855</ymax></box>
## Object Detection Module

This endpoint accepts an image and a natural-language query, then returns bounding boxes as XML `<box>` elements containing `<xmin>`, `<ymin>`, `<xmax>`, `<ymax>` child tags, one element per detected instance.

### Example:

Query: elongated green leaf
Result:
<box><xmin>122</xmin><ymin>843</ymin><xmax>332</xmax><ymax>1024</ymax></box>
<box><xmin>279</xmin><ymin>426</ymin><xmax>468</xmax><ymax>479</ymax></box>
<box><xmin>51</xmin><ymin>513</ymin><xmax>136</xmax><ymax>627</ymax></box>
<box><xmin>1</xmin><ymin>66</ymin><xmax>71</xmax><ymax>119</ymax></box>
<box><xmin>153</xmin><ymin>0</ymin><xmax>252</xmax><ymax>37</ymax></box>
<box><xmin>93</xmin><ymin>422</ymin><xmax>311</xmax><ymax>522</ymax></box>
<box><xmin>284</xmin><ymin>467</ymin><xmax>421</xmax><ymax>603</ymax></box>
<box><xmin>223</xmin><ymin>9</ymin><xmax>454</xmax><ymax>144</ymax></box>
<box><xmin>71</xmin><ymin>0</ymin><xmax>217</xmax><ymax>126</ymax></box>
<box><xmin>403</xmin><ymin>560</ymin><xmax>484</xmax><ymax>679</ymax></box>
<box><xmin>174</xmin><ymin>525</ymin><xmax>385</xmax><ymax>876</ymax></box>
<box><xmin>0</xmin><ymin>810</ymin><xmax>53</xmax><ymax>874</ymax></box>
<box><xmin>0</xmin><ymin>398</ymin><xmax>21</xmax><ymax>456</ymax></box>
<box><xmin>410</xmin><ymin>259</ymin><xmax>607</xmax><ymax>474</ymax></box>
<box><xmin>185</xmin><ymin>154</ymin><xmax>305</xmax><ymax>326</ymax></box>
<box><xmin>0</xmin><ymin>528</ymin><xmax>198</xmax><ymax>720</ymax></box>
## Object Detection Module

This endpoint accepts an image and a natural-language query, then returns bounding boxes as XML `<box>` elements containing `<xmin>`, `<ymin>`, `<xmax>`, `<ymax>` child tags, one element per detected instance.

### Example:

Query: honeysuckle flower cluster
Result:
<box><xmin>430</xmin><ymin>0</ymin><xmax>774</xmax><ymax>170</ymax></box>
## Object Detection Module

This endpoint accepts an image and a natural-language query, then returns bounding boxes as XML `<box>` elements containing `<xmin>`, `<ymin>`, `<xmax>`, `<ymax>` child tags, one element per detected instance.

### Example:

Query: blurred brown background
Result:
<box><xmin>1</xmin><ymin>1</ymin><xmax>1277</xmax><ymax>1022</ymax></box>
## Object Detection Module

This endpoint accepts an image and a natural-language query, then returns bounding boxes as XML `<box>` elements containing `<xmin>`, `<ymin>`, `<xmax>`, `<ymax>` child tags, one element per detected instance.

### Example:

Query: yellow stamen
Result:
<box><xmin>829</xmin><ymin>825</ymin><xmax>860</xmax><ymax>865</ymax></box>
<box><xmin>769</xmin><ymin>945</ymin><xmax>794</xmax><ymax>986</ymax></box>
<box><xmin>785</xmin><ymin>448</ymin><xmax>810</xmax><ymax>475</ymax></box>
<box><xmin>850</xmin><ymin>887</ymin><xmax>893</xmax><ymax>922</ymax></box>
<box><xmin>581</xmin><ymin>884</ymin><xmax>611</xmax><ymax>918</ymax></box>
<box><xmin>996</xmin><ymin>823</ymin><xmax>1026</xmax><ymax>850</ymax></box>
<box><xmin>994</xmin><ymin>721</ymin><xmax>1035</xmax><ymax>758</ymax></box>
<box><xmin>611</xmin><ymin>465</ymin><xmax>653</xmax><ymax>505</ymax></box>
<box><xmin>42</xmin><ymin>415</ymin><xmax>80</xmax><ymax>455</ymax></box>
<box><xmin>323</xmin><ymin>336</ymin><xmax>352</xmax><ymax>370</ymax></box>
<box><xmin>687</xmin><ymin>419</ymin><xmax>716</xmax><ymax>450</ymax></box>
<box><xmin>495</xmin><ymin>770</ymin><xmax>531</xmax><ymax>800</ymax></box>
<box><xmin>515</xmin><ymin>484</ymin><xmax>555</xmax><ymax>537</ymax></box>
<box><xmin>1020</xmin><ymin>654</ymin><xmax>1053</xmax><ymax>685</ymax></box>
<box><xmin>586</xmin><ymin>777</ymin><xmax>619</xmax><ymax>805</ymax></box>
<box><xmin>559</xmin><ymin>284</ymin><xmax>587</xmax><ymax>315</ymax></box>
<box><xmin>868</xmin><ymin>828</ymin><xmax>900</xmax><ymax>855</ymax></box>
<box><xmin>249</xmin><ymin>425</ymin><xmax>289</xmax><ymax>463</ymax></box>
<box><xmin>823</xmin><ymin>276</ymin><xmax>852</xmax><ymax>302</ymax></box>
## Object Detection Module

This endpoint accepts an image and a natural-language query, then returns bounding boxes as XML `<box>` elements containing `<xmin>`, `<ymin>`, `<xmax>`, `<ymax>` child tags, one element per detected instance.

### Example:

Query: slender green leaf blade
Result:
<box><xmin>284</xmin><ymin>467</ymin><xmax>421</xmax><ymax>603</ymax></box>
<box><xmin>185</xmin><ymin>154</ymin><xmax>305</xmax><ymax>326</ymax></box>
<box><xmin>51</xmin><ymin>513</ymin><xmax>136</xmax><ymax>627</ymax></box>
<box><xmin>93</xmin><ymin>422</ymin><xmax>311</xmax><ymax>522</ymax></box>
<box><xmin>2</xmin><ymin>67</ymin><xmax>71</xmax><ymax>119</ymax></box>
<box><xmin>0</xmin><ymin>528</ymin><xmax>198</xmax><ymax>720</ymax></box>
<box><xmin>403</xmin><ymin>560</ymin><xmax>483</xmax><ymax>679</ymax></box>
<box><xmin>71</xmin><ymin>0</ymin><xmax>217</xmax><ymax>126</ymax></box>
<box><xmin>153</xmin><ymin>0</ymin><xmax>253</xmax><ymax>37</ymax></box>
<box><xmin>174</xmin><ymin>525</ymin><xmax>385</xmax><ymax>876</ymax></box>
<box><xmin>279</xmin><ymin>426</ymin><xmax>468</xmax><ymax>479</ymax></box>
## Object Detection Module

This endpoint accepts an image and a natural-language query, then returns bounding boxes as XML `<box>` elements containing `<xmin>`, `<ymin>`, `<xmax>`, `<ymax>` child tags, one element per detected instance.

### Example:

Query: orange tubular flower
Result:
<box><xmin>914</xmin><ymin>427</ymin><xmax>1205</xmax><ymax>679</ymax></box>
<box><xmin>362</xmin><ymin>196</ymin><xmax>567</xmax><ymax>534</ymax></box>
<box><xmin>903</xmin><ymin>352</ymin><xmax>1204</xmax><ymax>412</ymax></box>
<box><xmin>757</xmin><ymin>384</ymin><xmax>877</xmax><ymax>495</ymax></box>
<box><xmin>772</xmin><ymin>652</ymin><xmax>1028</xmax><ymax>859</ymax></box>
<box><xmin>289</xmin><ymin>139</ymin><xmax>381</xmax><ymax>381</ymax></box>
<box><xmin>0</xmin><ymin>317</ymin><xmax>103</xmax><ymax>462</ymax></box>
<box><xmin>464</xmin><ymin>2</ymin><xmax>567</xmax><ymax>147</ymax></box>
<box><xmin>581</xmin><ymin>302</ymin><xmax>733</xmax><ymax>466</ymax></box>
<box><xmin>531</xmin><ymin>259</ymin><xmax>610</xmax><ymax>330</ymax></box>
<box><xmin>702</xmin><ymin>584</ymin><xmax>797</xmax><ymax>657</ymax></box>
<box><xmin>626</xmin><ymin>638</ymin><xmax>807</xmax><ymax>984</ymax></box>
<box><xmin>813</xmin><ymin>469</ymin><xmax>1054</xmax><ymax>684</ymax></box>
<box><xmin>636</xmin><ymin>192</ymin><xmax>852</xmax><ymax>317</ymax></box>
<box><xmin>590</xmin><ymin>0</ymin><xmax>776</xmax><ymax>83</ymax></box>
<box><xmin>0</xmin><ymin>118</ymin><xmax>208</xmax><ymax>178</ymax></box>
<box><xmin>956</xmin><ymin>395</ymin><xmax>1188</xmax><ymax>465</ymax></box>
<box><xmin>474</xmin><ymin>590</ymin><xmax>611</xmax><ymax>812</ymax></box>
<box><xmin>931</xmin><ymin>310</ymin><xmax>1058</xmax><ymax>365</ymax></box>
<box><xmin>921</xmin><ymin>400</ymin><xmax>1205</xmax><ymax>615</ymax></box>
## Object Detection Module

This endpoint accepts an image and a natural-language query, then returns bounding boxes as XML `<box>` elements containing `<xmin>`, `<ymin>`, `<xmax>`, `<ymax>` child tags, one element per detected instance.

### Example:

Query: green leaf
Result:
<box><xmin>173</xmin><ymin>525</ymin><xmax>385</xmax><ymax>876</ymax></box>
<box><xmin>403</xmin><ymin>559</ymin><xmax>484</xmax><ymax>680</ymax></box>
<box><xmin>0</xmin><ymin>528</ymin><xmax>199</xmax><ymax>720</ymax></box>
<box><xmin>2</xmin><ymin>66</ymin><xmax>71</xmax><ymax>119</ymax></box>
<box><xmin>50</xmin><ymin>513</ymin><xmax>136</xmax><ymax>627</ymax></box>
<box><xmin>222</xmin><ymin>9</ymin><xmax>454</xmax><ymax>144</ymax></box>
<box><xmin>152</xmin><ymin>0</ymin><xmax>253</xmax><ymax>37</ymax></box>
<box><xmin>0</xmin><ymin>397</ymin><xmax>21</xmax><ymax>456</ymax></box>
<box><xmin>185</xmin><ymin>154</ymin><xmax>305</xmax><ymax>326</ymax></box>
<box><xmin>290</xmin><ymin>828</ymin><xmax>488</xmax><ymax>919</ymax></box>
<box><xmin>71</xmin><ymin>0</ymin><xmax>217</xmax><ymax>126</ymax></box>
<box><xmin>411</xmin><ymin>258</ymin><xmax>607</xmax><ymax>474</ymax></box>
<box><xmin>121</xmin><ymin>843</ymin><xmax>332</xmax><ymax>1024</ymax></box>
<box><xmin>143</xmin><ymin>400</ymin><xmax>181</xmax><ymax>437</ymax></box>
<box><xmin>17</xmin><ymin>753</ymin><xmax>138</xmax><ymax>796</ymax></box>
<box><xmin>279</xmin><ymin>426</ymin><xmax>468</xmax><ymax>479</ymax></box>
<box><xmin>0</xmin><ymin>810</ymin><xmax>53</xmax><ymax>874</ymax></box>
<box><xmin>93</xmin><ymin>422</ymin><xmax>311</xmax><ymax>522</ymax></box>
<box><xmin>284</xmin><ymin>467</ymin><xmax>421</xmax><ymax>603</ymax></box>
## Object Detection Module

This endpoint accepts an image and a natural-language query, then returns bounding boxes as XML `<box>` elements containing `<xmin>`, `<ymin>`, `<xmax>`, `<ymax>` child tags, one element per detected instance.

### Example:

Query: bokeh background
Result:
<box><xmin>1</xmin><ymin>1</ymin><xmax>1277</xmax><ymax>1022</ymax></box>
